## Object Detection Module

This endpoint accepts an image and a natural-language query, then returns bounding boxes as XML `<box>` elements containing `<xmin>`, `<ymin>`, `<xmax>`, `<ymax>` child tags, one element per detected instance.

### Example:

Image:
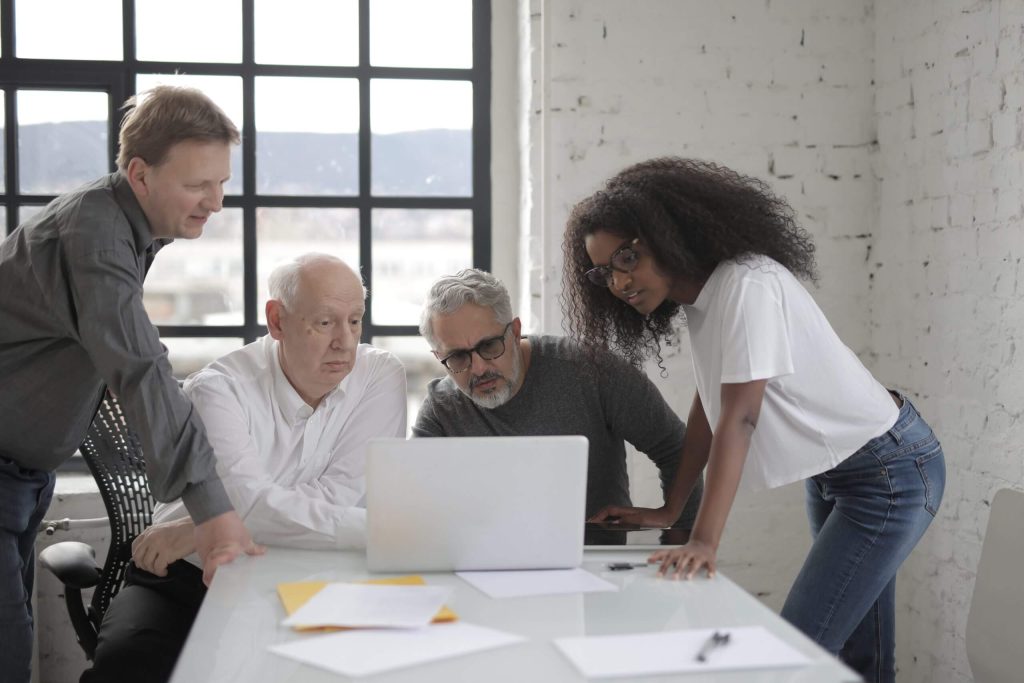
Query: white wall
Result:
<box><xmin>873</xmin><ymin>2</ymin><xmax>1024</xmax><ymax>681</ymax></box>
<box><xmin>523</xmin><ymin>1</ymin><xmax>1024</xmax><ymax>681</ymax></box>
<box><xmin>490</xmin><ymin>0</ymin><xmax>522</xmax><ymax>307</ymax></box>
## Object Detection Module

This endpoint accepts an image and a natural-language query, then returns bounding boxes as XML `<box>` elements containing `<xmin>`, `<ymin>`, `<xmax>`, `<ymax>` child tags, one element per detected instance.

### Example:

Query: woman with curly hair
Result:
<box><xmin>562</xmin><ymin>157</ymin><xmax>944</xmax><ymax>683</ymax></box>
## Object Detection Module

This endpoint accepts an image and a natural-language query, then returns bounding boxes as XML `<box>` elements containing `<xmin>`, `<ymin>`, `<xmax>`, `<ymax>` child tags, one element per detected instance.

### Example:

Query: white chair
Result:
<box><xmin>966</xmin><ymin>487</ymin><xmax>1024</xmax><ymax>683</ymax></box>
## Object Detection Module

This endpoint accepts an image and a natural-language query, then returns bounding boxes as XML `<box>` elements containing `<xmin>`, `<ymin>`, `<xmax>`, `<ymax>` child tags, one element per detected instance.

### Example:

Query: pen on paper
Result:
<box><xmin>695</xmin><ymin>630</ymin><xmax>731</xmax><ymax>662</ymax></box>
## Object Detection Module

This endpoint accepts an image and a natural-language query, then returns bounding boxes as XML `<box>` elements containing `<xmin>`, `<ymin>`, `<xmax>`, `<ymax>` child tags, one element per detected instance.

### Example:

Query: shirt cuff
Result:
<box><xmin>336</xmin><ymin>507</ymin><xmax>368</xmax><ymax>549</ymax></box>
<box><xmin>180</xmin><ymin>476</ymin><xmax>234</xmax><ymax>525</ymax></box>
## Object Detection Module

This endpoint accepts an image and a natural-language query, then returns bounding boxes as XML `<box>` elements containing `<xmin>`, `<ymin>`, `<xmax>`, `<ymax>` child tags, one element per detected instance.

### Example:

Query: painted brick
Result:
<box><xmin>528</xmin><ymin>4</ymin><xmax>1021</xmax><ymax>683</ymax></box>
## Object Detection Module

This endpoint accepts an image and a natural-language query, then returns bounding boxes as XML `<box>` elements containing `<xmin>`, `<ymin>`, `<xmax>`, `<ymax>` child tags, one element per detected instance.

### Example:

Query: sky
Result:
<box><xmin>11</xmin><ymin>0</ymin><xmax>473</xmax><ymax>133</ymax></box>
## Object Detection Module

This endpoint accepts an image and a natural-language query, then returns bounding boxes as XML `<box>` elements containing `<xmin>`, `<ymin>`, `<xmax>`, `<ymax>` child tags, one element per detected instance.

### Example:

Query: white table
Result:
<box><xmin>170</xmin><ymin>548</ymin><xmax>861</xmax><ymax>682</ymax></box>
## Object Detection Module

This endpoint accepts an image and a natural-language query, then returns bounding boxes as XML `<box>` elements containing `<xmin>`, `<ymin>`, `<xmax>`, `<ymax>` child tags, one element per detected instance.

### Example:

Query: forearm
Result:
<box><xmin>661</xmin><ymin>453</ymin><xmax>706</xmax><ymax>520</ymax></box>
<box><xmin>689</xmin><ymin>419</ymin><xmax>754</xmax><ymax>549</ymax></box>
<box><xmin>221</xmin><ymin>469</ymin><xmax>366</xmax><ymax>550</ymax></box>
<box><xmin>660</xmin><ymin>392</ymin><xmax>713</xmax><ymax>518</ymax></box>
<box><xmin>75</xmin><ymin>258</ymin><xmax>229</xmax><ymax>520</ymax></box>
<box><xmin>242</xmin><ymin>492</ymin><xmax>366</xmax><ymax>549</ymax></box>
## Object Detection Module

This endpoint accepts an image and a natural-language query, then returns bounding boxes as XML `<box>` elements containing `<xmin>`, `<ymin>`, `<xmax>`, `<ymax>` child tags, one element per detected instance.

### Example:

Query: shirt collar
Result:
<box><xmin>110</xmin><ymin>171</ymin><xmax>172</xmax><ymax>257</ymax></box>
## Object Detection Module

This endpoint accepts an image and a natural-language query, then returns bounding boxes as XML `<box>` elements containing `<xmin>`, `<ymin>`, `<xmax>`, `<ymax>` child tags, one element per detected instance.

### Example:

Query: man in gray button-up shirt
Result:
<box><xmin>0</xmin><ymin>86</ymin><xmax>261</xmax><ymax>683</ymax></box>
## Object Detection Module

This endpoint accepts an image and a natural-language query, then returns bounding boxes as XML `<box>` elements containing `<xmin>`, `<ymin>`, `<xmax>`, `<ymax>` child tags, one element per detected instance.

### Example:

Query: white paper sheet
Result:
<box><xmin>456</xmin><ymin>568</ymin><xmax>618</xmax><ymax>598</ymax></box>
<box><xmin>555</xmin><ymin>625</ymin><xmax>812</xmax><ymax>678</ymax></box>
<box><xmin>268</xmin><ymin>622</ymin><xmax>526</xmax><ymax>676</ymax></box>
<box><xmin>281</xmin><ymin>583</ymin><xmax>452</xmax><ymax>629</ymax></box>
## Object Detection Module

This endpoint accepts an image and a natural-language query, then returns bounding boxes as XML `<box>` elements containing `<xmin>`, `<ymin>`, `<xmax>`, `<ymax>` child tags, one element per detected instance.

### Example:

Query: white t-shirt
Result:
<box><xmin>683</xmin><ymin>255</ymin><xmax>898</xmax><ymax>491</ymax></box>
<box><xmin>154</xmin><ymin>335</ymin><xmax>407</xmax><ymax>558</ymax></box>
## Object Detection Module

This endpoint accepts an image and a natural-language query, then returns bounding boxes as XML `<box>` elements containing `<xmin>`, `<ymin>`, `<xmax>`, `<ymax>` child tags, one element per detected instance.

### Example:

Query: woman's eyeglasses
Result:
<box><xmin>584</xmin><ymin>239</ymin><xmax>640</xmax><ymax>287</ymax></box>
<box><xmin>436</xmin><ymin>322</ymin><xmax>513</xmax><ymax>374</ymax></box>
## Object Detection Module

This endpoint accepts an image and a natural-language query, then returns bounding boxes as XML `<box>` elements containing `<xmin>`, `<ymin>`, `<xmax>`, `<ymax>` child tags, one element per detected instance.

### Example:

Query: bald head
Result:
<box><xmin>268</xmin><ymin>253</ymin><xmax>365</xmax><ymax>311</ymax></box>
<box><xmin>266</xmin><ymin>253</ymin><xmax>366</xmax><ymax>407</ymax></box>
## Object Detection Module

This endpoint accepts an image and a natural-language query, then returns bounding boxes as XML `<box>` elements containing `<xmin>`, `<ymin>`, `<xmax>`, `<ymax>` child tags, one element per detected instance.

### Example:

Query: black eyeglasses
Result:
<box><xmin>436</xmin><ymin>322</ymin><xmax>513</xmax><ymax>374</ymax></box>
<box><xmin>584</xmin><ymin>238</ymin><xmax>641</xmax><ymax>287</ymax></box>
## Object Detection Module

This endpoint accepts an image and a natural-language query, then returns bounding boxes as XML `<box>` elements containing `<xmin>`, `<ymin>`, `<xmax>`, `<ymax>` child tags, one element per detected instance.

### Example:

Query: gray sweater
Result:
<box><xmin>413</xmin><ymin>335</ymin><xmax>701</xmax><ymax>528</ymax></box>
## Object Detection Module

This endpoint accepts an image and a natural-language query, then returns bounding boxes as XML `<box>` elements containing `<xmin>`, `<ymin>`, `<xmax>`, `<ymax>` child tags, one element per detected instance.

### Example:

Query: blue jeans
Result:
<box><xmin>780</xmin><ymin>395</ymin><xmax>945</xmax><ymax>683</ymax></box>
<box><xmin>0</xmin><ymin>455</ymin><xmax>56</xmax><ymax>683</ymax></box>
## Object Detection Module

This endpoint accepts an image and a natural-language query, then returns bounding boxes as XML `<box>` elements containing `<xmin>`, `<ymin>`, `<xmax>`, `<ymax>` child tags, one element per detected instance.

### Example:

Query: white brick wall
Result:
<box><xmin>874</xmin><ymin>2</ymin><xmax>1024</xmax><ymax>681</ymax></box>
<box><xmin>525</xmin><ymin>1</ymin><xmax>1024</xmax><ymax>681</ymax></box>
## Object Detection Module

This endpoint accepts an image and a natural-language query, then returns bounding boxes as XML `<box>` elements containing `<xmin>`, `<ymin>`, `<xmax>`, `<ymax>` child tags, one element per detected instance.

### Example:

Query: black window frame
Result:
<box><xmin>0</xmin><ymin>0</ymin><xmax>492</xmax><ymax>470</ymax></box>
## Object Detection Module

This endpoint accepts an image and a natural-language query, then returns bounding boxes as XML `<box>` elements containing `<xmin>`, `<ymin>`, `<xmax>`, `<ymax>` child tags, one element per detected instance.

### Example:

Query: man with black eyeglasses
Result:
<box><xmin>414</xmin><ymin>268</ymin><xmax>703</xmax><ymax>534</ymax></box>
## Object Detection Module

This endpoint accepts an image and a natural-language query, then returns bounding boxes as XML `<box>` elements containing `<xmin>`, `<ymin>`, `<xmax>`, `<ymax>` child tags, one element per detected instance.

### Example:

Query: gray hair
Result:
<box><xmin>420</xmin><ymin>269</ymin><xmax>513</xmax><ymax>347</ymax></box>
<box><xmin>267</xmin><ymin>253</ymin><xmax>365</xmax><ymax>309</ymax></box>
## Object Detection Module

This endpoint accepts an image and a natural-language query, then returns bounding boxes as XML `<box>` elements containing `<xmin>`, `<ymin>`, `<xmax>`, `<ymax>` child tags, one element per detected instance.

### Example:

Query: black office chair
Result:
<box><xmin>38</xmin><ymin>392</ymin><xmax>156</xmax><ymax>659</ymax></box>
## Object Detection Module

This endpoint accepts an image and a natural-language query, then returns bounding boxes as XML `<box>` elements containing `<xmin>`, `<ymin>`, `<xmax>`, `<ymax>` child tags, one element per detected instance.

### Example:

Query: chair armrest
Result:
<box><xmin>39</xmin><ymin>541</ymin><xmax>102</xmax><ymax>589</ymax></box>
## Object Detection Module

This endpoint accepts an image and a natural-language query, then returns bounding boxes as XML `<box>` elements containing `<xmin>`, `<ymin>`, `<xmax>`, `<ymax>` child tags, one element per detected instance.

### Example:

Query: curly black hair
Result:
<box><xmin>561</xmin><ymin>157</ymin><xmax>818</xmax><ymax>367</ymax></box>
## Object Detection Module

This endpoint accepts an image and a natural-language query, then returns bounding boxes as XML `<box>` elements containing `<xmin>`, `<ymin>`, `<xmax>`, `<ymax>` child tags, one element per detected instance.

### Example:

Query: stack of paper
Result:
<box><xmin>281</xmin><ymin>583</ymin><xmax>452</xmax><ymax>630</ymax></box>
<box><xmin>277</xmin><ymin>575</ymin><xmax>457</xmax><ymax>632</ymax></box>
<box><xmin>269</xmin><ymin>577</ymin><xmax>525</xmax><ymax>677</ymax></box>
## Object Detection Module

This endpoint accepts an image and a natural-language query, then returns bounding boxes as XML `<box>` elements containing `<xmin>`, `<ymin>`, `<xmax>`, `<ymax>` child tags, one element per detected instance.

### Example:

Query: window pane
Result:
<box><xmin>256</xmin><ymin>208</ymin><xmax>360</xmax><ymax>323</ymax></box>
<box><xmin>256</xmin><ymin>77</ymin><xmax>359</xmax><ymax>195</ymax></box>
<box><xmin>163</xmin><ymin>337</ymin><xmax>244</xmax><ymax>379</ymax></box>
<box><xmin>143</xmin><ymin>208</ymin><xmax>243</xmax><ymax>325</ymax></box>
<box><xmin>135</xmin><ymin>0</ymin><xmax>241</xmax><ymax>63</ymax></box>
<box><xmin>372</xmin><ymin>336</ymin><xmax>440</xmax><ymax>437</ymax></box>
<box><xmin>135</xmin><ymin>74</ymin><xmax>243</xmax><ymax>195</ymax></box>
<box><xmin>17</xmin><ymin>205</ymin><xmax>45</xmax><ymax>224</ymax></box>
<box><xmin>371</xmin><ymin>80</ymin><xmax>472</xmax><ymax>196</ymax></box>
<box><xmin>372</xmin><ymin>209</ymin><xmax>471</xmax><ymax>325</ymax></box>
<box><xmin>370</xmin><ymin>0</ymin><xmax>472</xmax><ymax>68</ymax></box>
<box><xmin>18</xmin><ymin>90</ymin><xmax>108</xmax><ymax>195</ymax></box>
<box><xmin>15</xmin><ymin>0</ymin><xmax>122</xmax><ymax>60</ymax></box>
<box><xmin>255</xmin><ymin>0</ymin><xmax>358</xmax><ymax>66</ymax></box>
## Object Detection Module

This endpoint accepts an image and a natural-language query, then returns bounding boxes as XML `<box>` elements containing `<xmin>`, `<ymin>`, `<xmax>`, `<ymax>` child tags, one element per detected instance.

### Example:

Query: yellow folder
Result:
<box><xmin>276</xmin><ymin>575</ymin><xmax>458</xmax><ymax>632</ymax></box>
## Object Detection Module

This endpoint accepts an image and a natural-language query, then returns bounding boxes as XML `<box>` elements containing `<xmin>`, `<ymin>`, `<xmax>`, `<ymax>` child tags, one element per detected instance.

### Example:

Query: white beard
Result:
<box><xmin>463</xmin><ymin>348</ymin><xmax>522</xmax><ymax>409</ymax></box>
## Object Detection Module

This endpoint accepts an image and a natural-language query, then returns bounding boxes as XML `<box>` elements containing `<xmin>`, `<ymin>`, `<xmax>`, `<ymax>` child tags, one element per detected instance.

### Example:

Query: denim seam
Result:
<box><xmin>915</xmin><ymin>447</ymin><xmax>942</xmax><ymax>516</ymax></box>
<box><xmin>868</xmin><ymin>434</ymin><xmax>938</xmax><ymax>463</ymax></box>
<box><xmin>813</xmin><ymin>461</ymin><xmax>894</xmax><ymax>646</ymax></box>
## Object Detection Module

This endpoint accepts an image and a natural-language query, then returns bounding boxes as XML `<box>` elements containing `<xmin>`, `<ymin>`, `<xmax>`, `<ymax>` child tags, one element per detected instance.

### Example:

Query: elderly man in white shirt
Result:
<box><xmin>81</xmin><ymin>253</ymin><xmax>406</xmax><ymax>683</ymax></box>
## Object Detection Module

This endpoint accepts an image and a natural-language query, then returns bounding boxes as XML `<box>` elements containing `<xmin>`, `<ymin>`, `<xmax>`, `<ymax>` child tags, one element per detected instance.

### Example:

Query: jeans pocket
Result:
<box><xmin>914</xmin><ymin>442</ymin><xmax>945</xmax><ymax>517</ymax></box>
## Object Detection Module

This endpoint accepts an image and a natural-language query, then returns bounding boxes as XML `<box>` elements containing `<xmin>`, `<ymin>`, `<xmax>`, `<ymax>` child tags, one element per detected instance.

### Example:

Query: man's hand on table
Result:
<box><xmin>194</xmin><ymin>510</ymin><xmax>265</xmax><ymax>586</ymax></box>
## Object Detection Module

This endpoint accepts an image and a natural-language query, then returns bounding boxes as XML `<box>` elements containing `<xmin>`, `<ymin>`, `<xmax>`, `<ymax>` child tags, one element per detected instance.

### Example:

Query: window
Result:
<box><xmin>0</xmin><ymin>0</ymin><xmax>492</xmax><ymax>431</ymax></box>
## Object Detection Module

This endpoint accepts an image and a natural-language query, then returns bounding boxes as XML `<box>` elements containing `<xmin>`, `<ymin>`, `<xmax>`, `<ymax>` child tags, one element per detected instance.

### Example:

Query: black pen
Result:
<box><xmin>605</xmin><ymin>562</ymin><xmax>649</xmax><ymax>571</ymax></box>
<box><xmin>694</xmin><ymin>630</ymin><xmax>731</xmax><ymax>662</ymax></box>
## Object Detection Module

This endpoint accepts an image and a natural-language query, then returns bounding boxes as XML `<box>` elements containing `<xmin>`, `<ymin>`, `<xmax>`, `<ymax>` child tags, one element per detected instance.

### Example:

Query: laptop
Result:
<box><xmin>366</xmin><ymin>435</ymin><xmax>588</xmax><ymax>572</ymax></box>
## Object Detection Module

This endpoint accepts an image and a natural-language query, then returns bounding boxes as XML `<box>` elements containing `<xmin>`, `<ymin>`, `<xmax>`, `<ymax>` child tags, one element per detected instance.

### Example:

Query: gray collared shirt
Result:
<box><xmin>0</xmin><ymin>172</ymin><xmax>231</xmax><ymax>523</ymax></box>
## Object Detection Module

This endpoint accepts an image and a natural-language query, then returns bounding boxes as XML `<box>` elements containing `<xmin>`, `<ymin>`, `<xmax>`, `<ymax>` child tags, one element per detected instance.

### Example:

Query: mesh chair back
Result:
<box><xmin>78</xmin><ymin>393</ymin><xmax>156</xmax><ymax>624</ymax></box>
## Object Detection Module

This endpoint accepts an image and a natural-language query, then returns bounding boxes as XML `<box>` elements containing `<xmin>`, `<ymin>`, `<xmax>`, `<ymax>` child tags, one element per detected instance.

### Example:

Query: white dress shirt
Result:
<box><xmin>153</xmin><ymin>335</ymin><xmax>407</xmax><ymax>551</ymax></box>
